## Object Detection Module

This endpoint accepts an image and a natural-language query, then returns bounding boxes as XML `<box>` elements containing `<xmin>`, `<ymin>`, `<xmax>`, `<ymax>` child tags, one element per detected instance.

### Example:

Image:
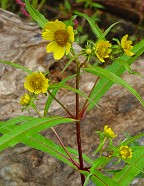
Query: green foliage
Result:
<box><xmin>87</xmin><ymin>39</ymin><xmax>144</xmax><ymax>111</ymax></box>
<box><xmin>81</xmin><ymin>169</ymin><xmax>119</xmax><ymax>186</ymax></box>
<box><xmin>0</xmin><ymin>2</ymin><xmax>144</xmax><ymax>186</ymax></box>
<box><xmin>75</xmin><ymin>11</ymin><xmax>103</xmax><ymax>39</ymax></box>
<box><xmin>113</xmin><ymin>146</ymin><xmax>144</xmax><ymax>186</ymax></box>
<box><xmin>44</xmin><ymin>74</ymin><xmax>76</xmax><ymax>116</ymax></box>
<box><xmin>0</xmin><ymin>116</ymin><xmax>75</xmax><ymax>151</ymax></box>
<box><xmin>0</xmin><ymin>60</ymin><xmax>32</xmax><ymax>74</ymax></box>
<box><xmin>0</xmin><ymin>0</ymin><xmax>9</xmax><ymax>9</ymax></box>
<box><xmin>25</xmin><ymin>0</ymin><xmax>47</xmax><ymax>28</ymax></box>
<box><xmin>84</xmin><ymin>65</ymin><xmax>144</xmax><ymax>107</ymax></box>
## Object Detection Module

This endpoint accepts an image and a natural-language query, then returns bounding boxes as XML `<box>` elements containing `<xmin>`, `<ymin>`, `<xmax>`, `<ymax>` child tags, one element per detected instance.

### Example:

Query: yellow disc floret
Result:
<box><xmin>54</xmin><ymin>30</ymin><xmax>69</xmax><ymax>46</ymax></box>
<box><xmin>104</xmin><ymin>125</ymin><xmax>117</xmax><ymax>138</ymax></box>
<box><xmin>42</xmin><ymin>19</ymin><xmax>74</xmax><ymax>60</ymax></box>
<box><xmin>120</xmin><ymin>34</ymin><xmax>134</xmax><ymax>56</ymax></box>
<box><xmin>119</xmin><ymin>146</ymin><xmax>132</xmax><ymax>159</ymax></box>
<box><xmin>24</xmin><ymin>72</ymin><xmax>49</xmax><ymax>94</ymax></box>
<box><xmin>95</xmin><ymin>40</ymin><xmax>112</xmax><ymax>62</ymax></box>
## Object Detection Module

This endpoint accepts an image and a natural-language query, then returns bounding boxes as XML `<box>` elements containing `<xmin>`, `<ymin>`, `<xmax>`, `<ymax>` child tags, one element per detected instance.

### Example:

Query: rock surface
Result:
<box><xmin>0</xmin><ymin>9</ymin><xmax>144</xmax><ymax>186</ymax></box>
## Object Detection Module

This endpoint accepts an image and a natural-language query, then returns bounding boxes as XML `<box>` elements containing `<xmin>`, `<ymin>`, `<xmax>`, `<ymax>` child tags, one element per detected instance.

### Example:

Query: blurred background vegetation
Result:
<box><xmin>0</xmin><ymin>0</ymin><xmax>144</xmax><ymax>46</ymax></box>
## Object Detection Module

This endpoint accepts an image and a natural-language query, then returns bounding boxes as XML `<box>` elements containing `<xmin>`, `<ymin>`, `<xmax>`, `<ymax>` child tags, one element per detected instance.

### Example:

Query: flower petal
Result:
<box><xmin>54</xmin><ymin>20</ymin><xmax>66</xmax><ymax>30</ymax></box>
<box><xmin>53</xmin><ymin>46</ymin><xmax>65</xmax><ymax>60</ymax></box>
<box><xmin>46</xmin><ymin>41</ymin><xmax>58</xmax><ymax>53</ymax></box>
<box><xmin>44</xmin><ymin>22</ymin><xmax>59</xmax><ymax>32</ymax></box>
<box><xmin>67</xmin><ymin>26</ymin><xmax>74</xmax><ymax>42</ymax></box>
<box><xmin>65</xmin><ymin>42</ymin><xmax>71</xmax><ymax>54</ymax></box>
<box><xmin>42</xmin><ymin>30</ymin><xmax>54</xmax><ymax>41</ymax></box>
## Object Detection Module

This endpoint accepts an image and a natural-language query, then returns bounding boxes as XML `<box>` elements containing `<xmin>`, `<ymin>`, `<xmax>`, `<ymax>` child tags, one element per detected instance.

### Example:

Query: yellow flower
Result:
<box><xmin>24</xmin><ymin>72</ymin><xmax>49</xmax><ymax>94</ymax></box>
<box><xmin>121</xmin><ymin>34</ymin><xmax>134</xmax><ymax>56</ymax></box>
<box><xmin>20</xmin><ymin>94</ymin><xmax>31</xmax><ymax>106</ymax></box>
<box><xmin>42</xmin><ymin>19</ymin><xmax>74</xmax><ymax>60</ymax></box>
<box><xmin>95</xmin><ymin>40</ymin><xmax>112</xmax><ymax>62</ymax></box>
<box><xmin>104</xmin><ymin>125</ymin><xmax>117</xmax><ymax>138</ymax></box>
<box><xmin>119</xmin><ymin>146</ymin><xmax>132</xmax><ymax>159</ymax></box>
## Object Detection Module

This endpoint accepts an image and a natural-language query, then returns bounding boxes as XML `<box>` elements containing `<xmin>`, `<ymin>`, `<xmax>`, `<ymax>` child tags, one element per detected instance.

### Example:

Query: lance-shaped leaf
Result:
<box><xmin>0</xmin><ymin>116</ymin><xmax>75</xmax><ymax>152</ymax></box>
<box><xmin>44</xmin><ymin>74</ymin><xmax>76</xmax><ymax>116</ymax></box>
<box><xmin>0</xmin><ymin>116</ymin><xmax>93</xmax><ymax>168</ymax></box>
<box><xmin>0</xmin><ymin>117</ymin><xmax>77</xmax><ymax>168</ymax></box>
<box><xmin>81</xmin><ymin>169</ymin><xmax>119</xmax><ymax>186</ymax></box>
<box><xmin>49</xmin><ymin>83</ymin><xmax>98</xmax><ymax>107</ymax></box>
<box><xmin>113</xmin><ymin>146</ymin><xmax>144</xmax><ymax>186</ymax></box>
<box><xmin>84</xmin><ymin>156</ymin><xmax>112</xmax><ymax>186</ymax></box>
<box><xmin>118</xmin><ymin>133</ymin><xmax>144</xmax><ymax>147</ymax></box>
<box><xmin>0</xmin><ymin>60</ymin><xmax>32</xmax><ymax>74</ymax></box>
<box><xmin>25</xmin><ymin>0</ymin><xmax>48</xmax><ymax>28</ymax></box>
<box><xmin>87</xmin><ymin>39</ymin><xmax>144</xmax><ymax>111</ymax></box>
<box><xmin>84</xmin><ymin>66</ymin><xmax>144</xmax><ymax>107</ymax></box>
<box><xmin>75</xmin><ymin>11</ymin><xmax>103</xmax><ymax>39</ymax></box>
<box><xmin>23</xmin><ymin>133</ymin><xmax>76</xmax><ymax>168</ymax></box>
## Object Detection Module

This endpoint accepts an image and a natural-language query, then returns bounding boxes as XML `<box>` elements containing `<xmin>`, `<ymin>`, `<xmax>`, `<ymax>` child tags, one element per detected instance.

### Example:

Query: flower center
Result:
<box><xmin>31</xmin><ymin>76</ymin><xmax>42</xmax><ymax>90</ymax></box>
<box><xmin>122</xmin><ymin>149</ymin><xmax>130</xmax><ymax>157</ymax></box>
<box><xmin>54</xmin><ymin>30</ymin><xmax>69</xmax><ymax>46</ymax></box>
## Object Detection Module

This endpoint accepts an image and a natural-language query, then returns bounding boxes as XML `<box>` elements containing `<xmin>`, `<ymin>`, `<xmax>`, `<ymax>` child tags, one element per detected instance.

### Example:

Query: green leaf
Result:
<box><xmin>62</xmin><ymin>53</ymin><xmax>80</xmax><ymax>73</ymax></box>
<box><xmin>113</xmin><ymin>147</ymin><xmax>144</xmax><ymax>186</ymax></box>
<box><xmin>87</xmin><ymin>39</ymin><xmax>144</xmax><ymax>111</ymax></box>
<box><xmin>91</xmin><ymin>3</ymin><xmax>104</xmax><ymax>9</ymax></box>
<box><xmin>81</xmin><ymin>169</ymin><xmax>119</xmax><ymax>186</ymax></box>
<box><xmin>84</xmin><ymin>66</ymin><xmax>144</xmax><ymax>107</ymax></box>
<box><xmin>23</xmin><ymin>132</ymin><xmax>93</xmax><ymax>168</ymax></box>
<box><xmin>66</xmin><ymin>15</ymin><xmax>77</xmax><ymax>27</ymax></box>
<box><xmin>25</xmin><ymin>0</ymin><xmax>48</xmax><ymax>28</ymax></box>
<box><xmin>66</xmin><ymin>146</ymin><xmax>93</xmax><ymax>165</ymax></box>
<box><xmin>75</xmin><ymin>11</ymin><xmax>103</xmax><ymax>39</ymax></box>
<box><xmin>0</xmin><ymin>116</ymin><xmax>75</xmax><ymax>152</ymax></box>
<box><xmin>0</xmin><ymin>118</ymin><xmax>77</xmax><ymax>168</ymax></box>
<box><xmin>49</xmin><ymin>83</ymin><xmax>98</xmax><ymax>107</ymax></box>
<box><xmin>119</xmin><ymin>133</ymin><xmax>144</xmax><ymax>147</ymax></box>
<box><xmin>136</xmin><ymin>172</ymin><xmax>144</xmax><ymax>178</ymax></box>
<box><xmin>44</xmin><ymin>74</ymin><xmax>76</xmax><ymax>116</ymax></box>
<box><xmin>102</xmin><ymin>22</ymin><xmax>120</xmax><ymax>39</ymax></box>
<box><xmin>84</xmin><ymin>156</ymin><xmax>111</xmax><ymax>186</ymax></box>
<box><xmin>0</xmin><ymin>60</ymin><xmax>32</xmax><ymax>74</ymax></box>
<box><xmin>23</xmin><ymin>133</ymin><xmax>76</xmax><ymax>168</ymax></box>
<box><xmin>116</xmin><ymin>58</ymin><xmax>142</xmax><ymax>76</ymax></box>
<box><xmin>0</xmin><ymin>116</ymin><xmax>33</xmax><ymax>132</ymax></box>
<box><xmin>64</xmin><ymin>0</ymin><xmax>71</xmax><ymax>11</ymax></box>
<box><xmin>0</xmin><ymin>117</ymin><xmax>94</xmax><ymax>169</ymax></box>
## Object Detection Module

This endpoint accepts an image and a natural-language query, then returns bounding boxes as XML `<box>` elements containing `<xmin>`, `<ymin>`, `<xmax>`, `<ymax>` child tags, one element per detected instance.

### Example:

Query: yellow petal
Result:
<box><xmin>67</xmin><ymin>26</ymin><xmax>74</xmax><ymax>42</ymax></box>
<box><xmin>54</xmin><ymin>20</ymin><xmax>66</xmax><ymax>30</ymax></box>
<box><xmin>124</xmin><ymin>49</ymin><xmax>134</xmax><ymax>56</ymax></box>
<box><xmin>121</xmin><ymin>34</ymin><xmax>128</xmax><ymax>48</ymax></box>
<box><xmin>53</xmin><ymin>46</ymin><xmax>65</xmax><ymax>60</ymax></box>
<box><xmin>42</xmin><ymin>30</ymin><xmax>54</xmax><ymax>40</ymax></box>
<box><xmin>46</xmin><ymin>41</ymin><xmax>58</xmax><ymax>53</ymax></box>
<box><xmin>65</xmin><ymin>42</ymin><xmax>71</xmax><ymax>54</ymax></box>
<box><xmin>44</xmin><ymin>22</ymin><xmax>59</xmax><ymax>32</ymax></box>
<box><xmin>96</xmin><ymin>53</ymin><xmax>105</xmax><ymax>62</ymax></box>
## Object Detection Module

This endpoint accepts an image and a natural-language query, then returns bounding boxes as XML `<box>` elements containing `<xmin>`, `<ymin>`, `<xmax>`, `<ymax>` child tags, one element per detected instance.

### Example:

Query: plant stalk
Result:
<box><xmin>34</xmin><ymin>106</ymin><xmax>79</xmax><ymax>168</ymax></box>
<box><xmin>76</xmin><ymin>63</ymin><xmax>85</xmax><ymax>185</ymax></box>
<box><xmin>47</xmin><ymin>89</ymin><xmax>74</xmax><ymax>118</ymax></box>
<box><xmin>80</xmin><ymin>62</ymin><xmax>107</xmax><ymax>117</ymax></box>
<box><xmin>51</xmin><ymin>127</ymin><xmax>80</xmax><ymax>168</ymax></box>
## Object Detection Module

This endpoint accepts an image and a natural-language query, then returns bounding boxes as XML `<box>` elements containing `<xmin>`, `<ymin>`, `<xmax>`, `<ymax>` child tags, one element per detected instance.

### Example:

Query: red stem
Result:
<box><xmin>51</xmin><ymin>127</ymin><xmax>80</xmax><ymax>168</ymax></box>
<box><xmin>76</xmin><ymin>63</ymin><xmax>85</xmax><ymax>185</ymax></box>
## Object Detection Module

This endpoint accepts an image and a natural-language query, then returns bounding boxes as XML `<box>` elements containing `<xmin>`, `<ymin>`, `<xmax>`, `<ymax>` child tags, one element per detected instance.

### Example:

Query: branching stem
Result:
<box><xmin>76</xmin><ymin>63</ymin><xmax>85</xmax><ymax>185</ymax></box>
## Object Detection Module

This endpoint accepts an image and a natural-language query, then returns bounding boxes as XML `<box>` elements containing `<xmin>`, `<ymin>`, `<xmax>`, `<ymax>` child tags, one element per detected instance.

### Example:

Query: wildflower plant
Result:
<box><xmin>0</xmin><ymin>1</ymin><xmax>144</xmax><ymax>186</ymax></box>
